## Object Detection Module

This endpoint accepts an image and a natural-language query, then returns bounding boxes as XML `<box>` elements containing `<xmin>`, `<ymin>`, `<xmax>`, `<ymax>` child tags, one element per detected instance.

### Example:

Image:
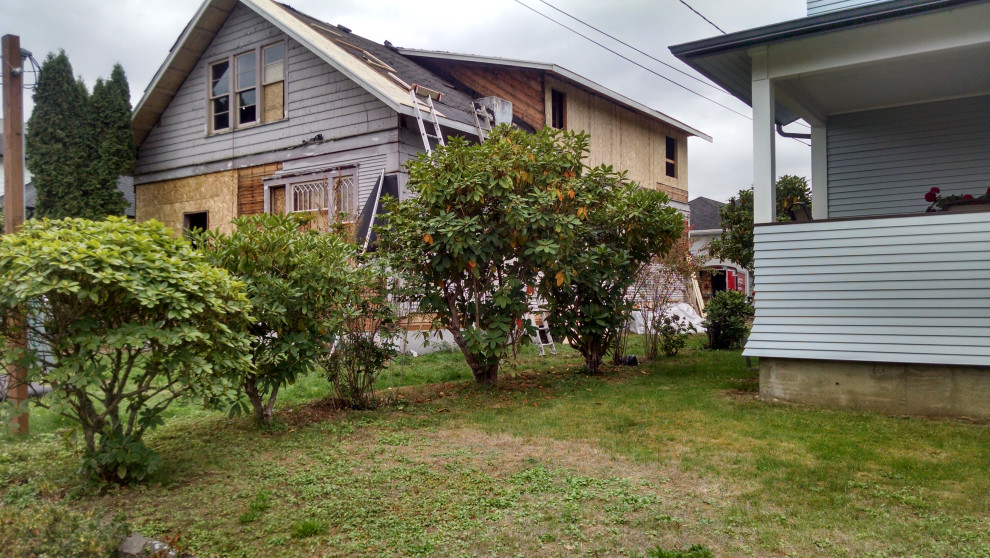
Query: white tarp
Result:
<box><xmin>629</xmin><ymin>302</ymin><xmax>705</xmax><ymax>334</ymax></box>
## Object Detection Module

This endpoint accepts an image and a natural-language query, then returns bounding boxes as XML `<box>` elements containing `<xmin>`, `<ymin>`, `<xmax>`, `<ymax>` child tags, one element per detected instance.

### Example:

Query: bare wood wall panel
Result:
<box><xmin>237</xmin><ymin>162</ymin><xmax>282</xmax><ymax>216</ymax></box>
<box><xmin>745</xmin><ymin>212</ymin><xmax>990</xmax><ymax>366</ymax></box>
<box><xmin>135</xmin><ymin>3</ymin><xmax>395</xmax><ymax>176</ymax></box>
<box><xmin>416</xmin><ymin>60</ymin><xmax>545</xmax><ymax>130</ymax></box>
<box><xmin>827</xmin><ymin>95</ymin><xmax>990</xmax><ymax>218</ymax></box>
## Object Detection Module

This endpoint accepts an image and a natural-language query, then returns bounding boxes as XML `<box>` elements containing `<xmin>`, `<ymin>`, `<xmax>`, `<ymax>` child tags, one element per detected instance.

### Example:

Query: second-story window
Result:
<box><xmin>209</xmin><ymin>42</ymin><xmax>285</xmax><ymax>134</ymax></box>
<box><xmin>551</xmin><ymin>89</ymin><xmax>566</xmax><ymax>129</ymax></box>
<box><xmin>210</xmin><ymin>61</ymin><xmax>230</xmax><ymax>132</ymax></box>
<box><xmin>236</xmin><ymin>52</ymin><xmax>257</xmax><ymax>126</ymax></box>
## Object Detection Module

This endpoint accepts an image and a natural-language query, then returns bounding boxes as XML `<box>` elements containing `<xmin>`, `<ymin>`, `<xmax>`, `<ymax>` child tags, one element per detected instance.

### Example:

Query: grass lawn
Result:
<box><xmin>2</xmin><ymin>336</ymin><xmax>989</xmax><ymax>557</ymax></box>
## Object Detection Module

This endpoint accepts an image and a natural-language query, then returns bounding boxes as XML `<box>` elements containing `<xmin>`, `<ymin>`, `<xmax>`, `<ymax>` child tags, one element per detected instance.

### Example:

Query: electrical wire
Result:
<box><xmin>512</xmin><ymin>0</ymin><xmax>754</xmax><ymax>122</ymax></box>
<box><xmin>534</xmin><ymin>0</ymin><xmax>727</xmax><ymax>93</ymax></box>
<box><xmin>678</xmin><ymin>0</ymin><xmax>727</xmax><ymax>34</ymax></box>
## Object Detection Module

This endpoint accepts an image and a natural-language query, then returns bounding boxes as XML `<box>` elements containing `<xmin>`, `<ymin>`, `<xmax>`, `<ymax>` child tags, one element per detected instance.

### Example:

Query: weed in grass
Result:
<box><xmin>290</xmin><ymin>518</ymin><xmax>326</xmax><ymax>539</ymax></box>
<box><xmin>647</xmin><ymin>544</ymin><xmax>715</xmax><ymax>558</ymax></box>
<box><xmin>238</xmin><ymin>489</ymin><xmax>272</xmax><ymax>524</ymax></box>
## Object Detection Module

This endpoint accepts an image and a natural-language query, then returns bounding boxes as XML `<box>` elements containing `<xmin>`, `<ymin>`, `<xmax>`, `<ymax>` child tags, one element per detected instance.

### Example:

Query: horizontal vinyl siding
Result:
<box><xmin>135</xmin><ymin>3</ymin><xmax>395</xmax><ymax>176</ymax></box>
<box><xmin>827</xmin><ymin>95</ymin><xmax>990</xmax><ymax>218</ymax></box>
<box><xmin>807</xmin><ymin>0</ymin><xmax>885</xmax><ymax>15</ymax></box>
<box><xmin>745</xmin><ymin>212</ymin><xmax>990</xmax><ymax>366</ymax></box>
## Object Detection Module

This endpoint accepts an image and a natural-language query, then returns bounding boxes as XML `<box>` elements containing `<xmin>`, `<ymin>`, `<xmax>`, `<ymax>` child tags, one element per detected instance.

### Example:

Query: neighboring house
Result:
<box><xmin>672</xmin><ymin>0</ymin><xmax>990</xmax><ymax>418</ymax></box>
<box><xmin>0</xmin><ymin>177</ymin><xmax>136</xmax><ymax>219</ymax></box>
<box><xmin>131</xmin><ymin>0</ymin><xmax>709</xmax><ymax>236</ymax></box>
<box><xmin>688</xmin><ymin>196</ymin><xmax>750</xmax><ymax>302</ymax></box>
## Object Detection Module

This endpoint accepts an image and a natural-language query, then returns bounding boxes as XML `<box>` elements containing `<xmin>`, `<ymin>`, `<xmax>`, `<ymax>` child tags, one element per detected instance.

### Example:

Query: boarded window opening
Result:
<box><xmin>665</xmin><ymin>136</ymin><xmax>677</xmax><ymax>178</ymax></box>
<box><xmin>551</xmin><ymin>89</ymin><xmax>566</xmax><ymax>129</ymax></box>
<box><xmin>262</xmin><ymin>43</ymin><xmax>285</xmax><ymax>123</ymax></box>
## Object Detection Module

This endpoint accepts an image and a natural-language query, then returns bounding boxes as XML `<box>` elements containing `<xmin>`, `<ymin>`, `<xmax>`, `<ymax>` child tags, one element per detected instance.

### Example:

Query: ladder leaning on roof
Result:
<box><xmin>409</xmin><ymin>84</ymin><xmax>446</xmax><ymax>155</ymax></box>
<box><xmin>472</xmin><ymin>100</ymin><xmax>496</xmax><ymax>143</ymax></box>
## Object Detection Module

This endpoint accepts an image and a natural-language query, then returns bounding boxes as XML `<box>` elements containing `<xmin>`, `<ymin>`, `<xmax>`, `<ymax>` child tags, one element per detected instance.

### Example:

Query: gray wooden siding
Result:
<box><xmin>807</xmin><ymin>0</ymin><xmax>884</xmax><ymax>15</ymax></box>
<box><xmin>745</xmin><ymin>211</ymin><xmax>990</xmax><ymax>367</ymax></box>
<box><xmin>827</xmin><ymin>95</ymin><xmax>990</xmax><ymax>218</ymax></box>
<box><xmin>135</xmin><ymin>3</ymin><xmax>396</xmax><ymax>176</ymax></box>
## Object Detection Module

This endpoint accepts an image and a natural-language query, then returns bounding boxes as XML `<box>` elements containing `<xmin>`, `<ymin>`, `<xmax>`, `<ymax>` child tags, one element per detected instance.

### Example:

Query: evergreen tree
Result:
<box><xmin>27</xmin><ymin>53</ymin><xmax>134</xmax><ymax>220</ymax></box>
<box><xmin>86</xmin><ymin>64</ymin><xmax>133</xmax><ymax>217</ymax></box>
<box><xmin>26</xmin><ymin>51</ymin><xmax>92</xmax><ymax>219</ymax></box>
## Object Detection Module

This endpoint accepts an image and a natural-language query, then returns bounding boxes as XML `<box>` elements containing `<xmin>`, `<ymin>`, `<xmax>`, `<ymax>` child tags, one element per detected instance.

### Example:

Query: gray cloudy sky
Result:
<box><xmin>4</xmin><ymin>0</ymin><xmax>811</xmax><ymax>202</ymax></box>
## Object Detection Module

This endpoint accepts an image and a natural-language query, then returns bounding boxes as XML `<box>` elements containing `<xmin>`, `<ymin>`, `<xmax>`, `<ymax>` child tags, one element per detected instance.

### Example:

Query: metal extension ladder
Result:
<box><xmin>525</xmin><ymin>304</ymin><xmax>557</xmax><ymax>357</ymax></box>
<box><xmin>409</xmin><ymin>84</ymin><xmax>446</xmax><ymax>155</ymax></box>
<box><xmin>472</xmin><ymin>100</ymin><xmax>495</xmax><ymax>143</ymax></box>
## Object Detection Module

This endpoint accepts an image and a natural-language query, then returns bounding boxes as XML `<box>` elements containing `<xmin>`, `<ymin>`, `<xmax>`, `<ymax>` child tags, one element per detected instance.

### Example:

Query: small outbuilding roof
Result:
<box><xmin>688</xmin><ymin>196</ymin><xmax>725</xmax><ymax>231</ymax></box>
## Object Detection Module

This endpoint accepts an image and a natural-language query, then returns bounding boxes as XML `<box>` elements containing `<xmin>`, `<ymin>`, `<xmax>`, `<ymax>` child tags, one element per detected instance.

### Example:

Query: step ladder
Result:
<box><xmin>409</xmin><ymin>84</ymin><xmax>446</xmax><ymax>155</ymax></box>
<box><xmin>472</xmin><ymin>100</ymin><xmax>496</xmax><ymax>143</ymax></box>
<box><xmin>525</xmin><ymin>305</ymin><xmax>557</xmax><ymax>357</ymax></box>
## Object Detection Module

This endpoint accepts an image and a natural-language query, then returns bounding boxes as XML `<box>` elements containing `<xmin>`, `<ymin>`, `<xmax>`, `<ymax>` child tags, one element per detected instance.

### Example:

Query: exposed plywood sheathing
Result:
<box><xmin>238</xmin><ymin>162</ymin><xmax>282</xmax><ymax>216</ymax></box>
<box><xmin>414</xmin><ymin>60</ymin><xmax>545</xmax><ymax>130</ymax></box>
<box><xmin>271</xmin><ymin>186</ymin><xmax>286</xmax><ymax>214</ymax></box>
<box><xmin>545</xmin><ymin>76</ymin><xmax>688</xmax><ymax>200</ymax></box>
<box><xmin>262</xmin><ymin>81</ymin><xmax>284</xmax><ymax>123</ymax></box>
<box><xmin>136</xmin><ymin>169</ymin><xmax>239</xmax><ymax>234</ymax></box>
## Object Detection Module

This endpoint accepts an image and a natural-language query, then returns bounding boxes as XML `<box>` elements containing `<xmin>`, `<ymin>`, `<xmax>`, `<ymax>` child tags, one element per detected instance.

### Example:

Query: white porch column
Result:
<box><xmin>751</xmin><ymin>48</ymin><xmax>776</xmax><ymax>224</ymax></box>
<box><xmin>811</xmin><ymin>124</ymin><xmax>829</xmax><ymax>220</ymax></box>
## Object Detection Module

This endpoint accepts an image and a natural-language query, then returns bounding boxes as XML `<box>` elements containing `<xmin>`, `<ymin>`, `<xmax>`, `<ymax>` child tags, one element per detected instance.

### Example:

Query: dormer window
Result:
<box><xmin>209</xmin><ymin>42</ymin><xmax>285</xmax><ymax>134</ymax></box>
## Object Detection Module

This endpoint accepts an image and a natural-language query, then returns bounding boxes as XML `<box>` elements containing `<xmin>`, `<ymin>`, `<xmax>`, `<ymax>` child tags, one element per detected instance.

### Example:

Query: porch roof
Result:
<box><xmin>669</xmin><ymin>0</ymin><xmax>990</xmax><ymax>125</ymax></box>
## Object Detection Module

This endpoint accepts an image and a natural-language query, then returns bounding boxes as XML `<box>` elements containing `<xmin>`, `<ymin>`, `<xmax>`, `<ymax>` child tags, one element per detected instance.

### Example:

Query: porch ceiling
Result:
<box><xmin>776</xmin><ymin>41</ymin><xmax>990</xmax><ymax>123</ymax></box>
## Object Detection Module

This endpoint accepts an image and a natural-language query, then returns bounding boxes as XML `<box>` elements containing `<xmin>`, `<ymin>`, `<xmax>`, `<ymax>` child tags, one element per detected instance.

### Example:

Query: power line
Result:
<box><xmin>534</xmin><ymin>0</ymin><xmax>726</xmax><ymax>94</ymax></box>
<box><xmin>512</xmin><ymin>0</ymin><xmax>753</xmax><ymax>122</ymax></box>
<box><xmin>678</xmin><ymin>0</ymin><xmax>726</xmax><ymax>34</ymax></box>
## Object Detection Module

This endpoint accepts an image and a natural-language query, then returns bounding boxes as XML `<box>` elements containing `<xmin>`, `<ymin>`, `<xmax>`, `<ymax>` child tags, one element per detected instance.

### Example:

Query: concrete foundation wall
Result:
<box><xmin>760</xmin><ymin>358</ymin><xmax>990</xmax><ymax>420</ymax></box>
<box><xmin>136</xmin><ymin>170</ymin><xmax>239</xmax><ymax>234</ymax></box>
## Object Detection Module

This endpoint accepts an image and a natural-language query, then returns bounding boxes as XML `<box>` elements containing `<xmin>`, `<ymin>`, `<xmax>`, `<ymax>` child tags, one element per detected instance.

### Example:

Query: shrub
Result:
<box><xmin>201</xmin><ymin>213</ymin><xmax>365</xmax><ymax>425</ymax></box>
<box><xmin>0</xmin><ymin>501</ymin><xmax>130</xmax><ymax>557</ymax></box>
<box><xmin>702</xmin><ymin>290</ymin><xmax>753</xmax><ymax>350</ymax></box>
<box><xmin>320</xmin><ymin>264</ymin><xmax>398</xmax><ymax>409</ymax></box>
<box><xmin>0</xmin><ymin>218</ymin><xmax>252</xmax><ymax>483</ymax></box>
<box><xmin>656</xmin><ymin>312</ymin><xmax>697</xmax><ymax>357</ymax></box>
<box><xmin>380</xmin><ymin>126</ymin><xmax>591</xmax><ymax>385</ymax></box>
<box><xmin>544</xmin><ymin>182</ymin><xmax>683</xmax><ymax>373</ymax></box>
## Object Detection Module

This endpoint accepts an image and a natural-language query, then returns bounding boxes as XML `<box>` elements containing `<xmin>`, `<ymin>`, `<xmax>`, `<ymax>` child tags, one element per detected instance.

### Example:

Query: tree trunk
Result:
<box><xmin>583</xmin><ymin>342</ymin><xmax>604</xmax><ymax>375</ymax></box>
<box><xmin>243</xmin><ymin>376</ymin><xmax>269</xmax><ymax>425</ymax></box>
<box><xmin>471</xmin><ymin>363</ymin><xmax>499</xmax><ymax>385</ymax></box>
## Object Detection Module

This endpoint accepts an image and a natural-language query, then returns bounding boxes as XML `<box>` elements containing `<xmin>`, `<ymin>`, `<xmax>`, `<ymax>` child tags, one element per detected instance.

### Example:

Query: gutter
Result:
<box><xmin>688</xmin><ymin>228</ymin><xmax>722</xmax><ymax>237</ymax></box>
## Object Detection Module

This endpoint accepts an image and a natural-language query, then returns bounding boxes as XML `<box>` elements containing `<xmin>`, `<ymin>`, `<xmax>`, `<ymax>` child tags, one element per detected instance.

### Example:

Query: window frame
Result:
<box><xmin>664</xmin><ymin>135</ymin><xmax>678</xmax><ymax>179</ymax></box>
<box><xmin>207</xmin><ymin>40</ymin><xmax>287</xmax><ymax>135</ymax></box>
<box><xmin>263</xmin><ymin>167</ymin><xmax>359</xmax><ymax>223</ymax></box>
<box><xmin>550</xmin><ymin>89</ymin><xmax>566</xmax><ymax>130</ymax></box>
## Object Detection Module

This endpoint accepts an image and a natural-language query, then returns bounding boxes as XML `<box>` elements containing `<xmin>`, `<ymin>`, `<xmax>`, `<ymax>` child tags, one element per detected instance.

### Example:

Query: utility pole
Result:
<box><xmin>3</xmin><ymin>34</ymin><xmax>29</xmax><ymax>434</ymax></box>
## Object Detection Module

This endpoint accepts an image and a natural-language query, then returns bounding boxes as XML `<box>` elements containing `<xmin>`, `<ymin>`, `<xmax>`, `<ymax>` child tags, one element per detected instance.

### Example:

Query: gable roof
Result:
<box><xmin>688</xmin><ymin>196</ymin><xmax>725</xmax><ymax>231</ymax></box>
<box><xmin>134</xmin><ymin>0</ymin><xmax>710</xmax><ymax>148</ymax></box>
<box><xmin>399</xmin><ymin>49</ymin><xmax>711</xmax><ymax>142</ymax></box>
<box><xmin>132</xmin><ymin>0</ymin><xmax>479</xmax><ymax>148</ymax></box>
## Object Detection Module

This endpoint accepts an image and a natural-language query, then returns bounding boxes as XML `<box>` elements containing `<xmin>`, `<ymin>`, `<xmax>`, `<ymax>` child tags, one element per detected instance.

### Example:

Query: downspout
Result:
<box><xmin>776</xmin><ymin>122</ymin><xmax>811</xmax><ymax>139</ymax></box>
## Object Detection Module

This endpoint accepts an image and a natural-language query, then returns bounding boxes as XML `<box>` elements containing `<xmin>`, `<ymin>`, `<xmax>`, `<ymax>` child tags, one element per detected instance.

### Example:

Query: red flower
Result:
<box><xmin>925</xmin><ymin>191</ymin><xmax>937</xmax><ymax>203</ymax></box>
<box><xmin>986</xmin><ymin>186</ymin><xmax>990</xmax><ymax>196</ymax></box>
<box><xmin>962</xmin><ymin>194</ymin><xmax>974</xmax><ymax>200</ymax></box>
<box><xmin>930</xmin><ymin>187</ymin><xmax>941</xmax><ymax>194</ymax></box>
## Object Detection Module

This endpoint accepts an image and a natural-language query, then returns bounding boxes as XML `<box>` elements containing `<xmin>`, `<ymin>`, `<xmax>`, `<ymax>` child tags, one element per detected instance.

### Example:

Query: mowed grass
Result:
<box><xmin>2</xmin><ymin>336</ymin><xmax>989</xmax><ymax>557</ymax></box>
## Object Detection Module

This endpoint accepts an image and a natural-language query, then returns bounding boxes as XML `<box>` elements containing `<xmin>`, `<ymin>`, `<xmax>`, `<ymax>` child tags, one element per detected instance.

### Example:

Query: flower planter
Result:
<box><xmin>940</xmin><ymin>199</ymin><xmax>990</xmax><ymax>214</ymax></box>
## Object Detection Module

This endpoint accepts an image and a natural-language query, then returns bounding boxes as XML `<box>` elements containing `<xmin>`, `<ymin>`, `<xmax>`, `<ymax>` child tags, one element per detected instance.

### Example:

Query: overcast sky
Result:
<box><xmin>4</xmin><ymin>0</ymin><xmax>811</xmax><ymax>203</ymax></box>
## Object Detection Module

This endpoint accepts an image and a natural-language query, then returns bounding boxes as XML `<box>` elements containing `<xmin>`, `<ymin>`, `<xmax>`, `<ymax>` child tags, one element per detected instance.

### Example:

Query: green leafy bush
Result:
<box><xmin>0</xmin><ymin>217</ymin><xmax>252</xmax><ymax>483</ymax></box>
<box><xmin>380</xmin><ymin>126</ymin><xmax>591</xmax><ymax>384</ymax></box>
<box><xmin>201</xmin><ymin>213</ymin><xmax>365</xmax><ymax>424</ymax></box>
<box><xmin>320</xmin><ymin>259</ymin><xmax>397</xmax><ymax>409</ymax></box>
<box><xmin>701</xmin><ymin>290</ymin><xmax>754</xmax><ymax>350</ymax></box>
<box><xmin>0</xmin><ymin>501</ymin><xmax>130</xmax><ymax>558</ymax></box>
<box><xmin>657</xmin><ymin>312</ymin><xmax>697</xmax><ymax>357</ymax></box>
